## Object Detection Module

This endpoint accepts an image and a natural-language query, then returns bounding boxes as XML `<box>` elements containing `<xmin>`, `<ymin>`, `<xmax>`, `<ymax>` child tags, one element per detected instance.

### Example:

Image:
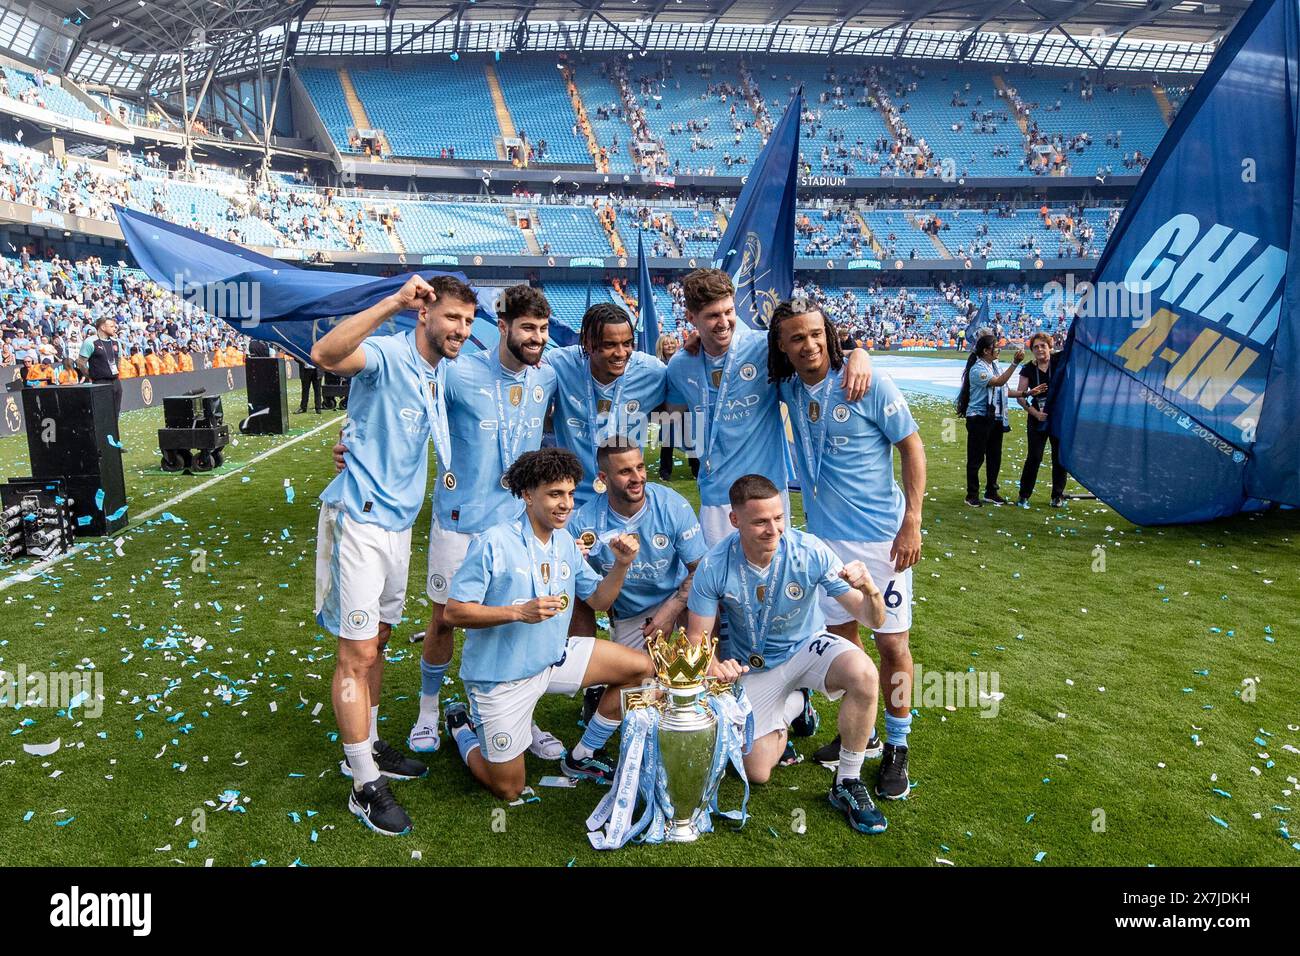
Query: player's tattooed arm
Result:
<box><xmin>444</xmin><ymin>596</ymin><xmax>564</xmax><ymax>627</ymax></box>
<box><xmin>840</xmin><ymin>347</ymin><xmax>874</xmax><ymax>401</ymax></box>
<box><xmin>585</xmin><ymin>532</ymin><xmax>638</xmax><ymax>612</ymax></box>
<box><xmin>311</xmin><ymin>274</ymin><xmax>436</xmax><ymax>376</ymax></box>
<box><xmin>643</xmin><ymin>560</ymin><xmax>699</xmax><ymax>639</ymax></box>
<box><xmin>834</xmin><ymin>561</ymin><xmax>887</xmax><ymax>630</ymax></box>
<box><xmin>891</xmin><ymin>431</ymin><xmax>926</xmax><ymax>573</ymax></box>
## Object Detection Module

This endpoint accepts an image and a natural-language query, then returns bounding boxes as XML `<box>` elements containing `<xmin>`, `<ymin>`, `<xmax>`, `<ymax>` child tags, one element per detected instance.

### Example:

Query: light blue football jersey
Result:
<box><xmin>688</xmin><ymin>527</ymin><xmax>850</xmax><ymax>670</ymax></box>
<box><xmin>436</xmin><ymin>349</ymin><xmax>558</xmax><ymax>534</ymax></box>
<box><xmin>452</xmin><ymin>518</ymin><xmax>603</xmax><ymax>684</ymax></box>
<box><xmin>779</xmin><ymin>369</ymin><xmax>918</xmax><ymax>543</ymax></box>
<box><xmin>547</xmin><ymin>345</ymin><xmax>668</xmax><ymax>507</ymax></box>
<box><xmin>665</xmin><ymin>324</ymin><xmax>786</xmax><ymax>508</ymax></box>
<box><xmin>319</xmin><ymin>330</ymin><xmax>444</xmax><ymax>532</ymax></box>
<box><xmin>571</xmin><ymin>482</ymin><xmax>707</xmax><ymax>619</ymax></box>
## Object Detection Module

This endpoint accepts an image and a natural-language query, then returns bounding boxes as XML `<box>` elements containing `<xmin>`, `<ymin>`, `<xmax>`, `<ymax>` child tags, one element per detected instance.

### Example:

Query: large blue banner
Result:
<box><xmin>1052</xmin><ymin>0</ymin><xmax>1300</xmax><ymax>524</ymax></box>
<box><xmin>113</xmin><ymin>206</ymin><xmax>578</xmax><ymax>363</ymax></box>
<box><xmin>712</xmin><ymin>92</ymin><xmax>801</xmax><ymax>329</ymax></box>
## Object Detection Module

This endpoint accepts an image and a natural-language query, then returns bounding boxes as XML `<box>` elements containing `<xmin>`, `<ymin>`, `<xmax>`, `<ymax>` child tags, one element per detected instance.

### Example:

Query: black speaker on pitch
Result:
<box><xmin>241</xmin><ymin>357</ymin><xmax>289</xmax><ymax>435</ymax></box>
<box><xmin>20</xmin><ymin>384</ymin><xmax>127</xmax><ymax>537</ymax></box>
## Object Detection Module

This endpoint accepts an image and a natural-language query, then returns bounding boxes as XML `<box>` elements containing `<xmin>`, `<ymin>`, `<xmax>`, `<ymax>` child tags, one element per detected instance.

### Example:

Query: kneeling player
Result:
<box><xmin>442</xmin><ymin>448</ymin><xmax>655</xmax><ymax>801</ymax></box>
<box><xmin>687</xmin><ymin>475</ymin><xmax>891</xmax><ymax>834</ymax></box>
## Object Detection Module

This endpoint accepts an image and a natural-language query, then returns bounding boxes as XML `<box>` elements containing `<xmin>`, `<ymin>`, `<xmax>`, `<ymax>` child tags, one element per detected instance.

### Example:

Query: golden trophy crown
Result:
<box><xmin>646</xmin><ymin>627</ymin><xmax>715</xmax><ymax>691</ymax></box>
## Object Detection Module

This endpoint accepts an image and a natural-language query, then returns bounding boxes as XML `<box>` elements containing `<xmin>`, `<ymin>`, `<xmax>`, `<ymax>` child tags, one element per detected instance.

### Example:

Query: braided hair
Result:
<box><xmin>766</xmin><ymin>296</ymin><xmax>844</xmax><ymax>384</ymax></box>
<box><xmin>579</xmin><ymin>302</ymin><xmax>634</xmax><ymax>357</ymax></box>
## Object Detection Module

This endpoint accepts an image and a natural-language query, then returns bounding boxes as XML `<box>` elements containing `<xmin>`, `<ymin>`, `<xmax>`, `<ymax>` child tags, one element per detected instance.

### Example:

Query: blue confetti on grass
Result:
<box><xmin>1209</xmin><ymin>814</ymin><xmax>1230</xmax><ymax>829</ymax></box>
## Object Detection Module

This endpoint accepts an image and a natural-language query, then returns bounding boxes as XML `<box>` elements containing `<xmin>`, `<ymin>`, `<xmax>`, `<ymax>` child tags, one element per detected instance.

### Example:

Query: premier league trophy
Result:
<box><xmin>644</xmin><ymin>628</ymin><xmax>722</xmax><ymax>843</ymax></box>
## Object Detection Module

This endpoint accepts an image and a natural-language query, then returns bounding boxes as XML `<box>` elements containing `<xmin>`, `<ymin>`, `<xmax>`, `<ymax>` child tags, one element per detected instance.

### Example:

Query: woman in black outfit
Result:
<box><xmin>1016</xmin><ymin>332</ymin><xmax>1065</xmax><ymax>508</ymax></box>
<box><xmin>655</xmin><ymin>332</ymin><xmax>697</xmax><ymax>480</ymax></box>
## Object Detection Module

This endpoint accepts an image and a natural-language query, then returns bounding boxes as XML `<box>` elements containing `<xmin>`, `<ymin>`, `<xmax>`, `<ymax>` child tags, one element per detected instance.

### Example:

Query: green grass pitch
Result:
<box><xmin>0</xmin><ymin>386</ymin><xmax>1296</xmax><ymax>867</ymax></box>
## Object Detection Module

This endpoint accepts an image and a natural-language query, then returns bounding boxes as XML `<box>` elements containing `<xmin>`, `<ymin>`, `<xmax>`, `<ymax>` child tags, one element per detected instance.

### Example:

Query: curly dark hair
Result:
<box><xmin>503</xmin><ymin>448</ymin><xmax>584</xmax><ymax>497</ymax></box>
<box><xmin>579</xmin><ymin>302</ymin><xmax>634</xmax><ymax>356</ymax></box>
<box><xmin>498</xmin><ymin>284</ymin><xmax>552</xmax><ymax>324</ymax></box>
<box><xmin>766</xmin><ymin>297</ymin><xmax>844</xmax><ymax>384</ymax></box>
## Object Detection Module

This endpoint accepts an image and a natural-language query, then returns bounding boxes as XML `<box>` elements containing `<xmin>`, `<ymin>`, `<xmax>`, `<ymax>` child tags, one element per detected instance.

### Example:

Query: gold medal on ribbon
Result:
<box><xmin>443</xmin><ymin>472</ymin><xmax>456</xmax><ymax>490</ymax></box>
<box><xmin>592</xmin><ymin>478</ymin><xmax>607</xmax><ymax>494</ymax></box>
<box><xmin>509</xmin><ymin>384</ymin><xmax>524</xmax><ymax>407</ymax></box>
<box><xmin>579</xmin><ymin>530</ymin><xmax>597</xmax><ymax>548</ymax></box>
<box><xmin>710</xmin><ymin>369</ymin><xmax>724</xmax><ymax>389</ymax></box>
<box><xmin>749</xmin><ymin>653</ymin><xmax>765</xmax><ymax>669</ymax></box>
<box><xmin>500</xmin><ymin>475</ymin><xmax>510</xmax><ymax>489</ymax></box>
<box><xmin>559</xmin><ymin>593</ymin><xmax>570</xmax><ymax>611</ymax></box>
<box><xmin>809</xmin><ymin>400</ymin><xmax>821</xmax><ymax>423</ymax></box>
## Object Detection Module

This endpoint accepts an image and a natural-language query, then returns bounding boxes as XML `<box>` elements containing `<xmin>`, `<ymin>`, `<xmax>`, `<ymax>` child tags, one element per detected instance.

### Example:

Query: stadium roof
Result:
<box><xmin>2</xmin><ymin>0</ymin><xmax>1240</xmax><ymax>94</ymax></box>
<box><xmin>29</xmin><ymin>0</ymin><xmax>1245</xmax><ymax>54</ymax></box>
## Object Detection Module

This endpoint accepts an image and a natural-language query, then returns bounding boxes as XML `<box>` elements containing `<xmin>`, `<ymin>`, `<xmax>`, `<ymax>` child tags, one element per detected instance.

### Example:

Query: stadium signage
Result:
<box><xmin>986</xmin><ymin>259</ymin><xmax>1021</xmax><ymax>270</ymax></box>
<box><xmin>568</xmin><ymin>256</ymin><xmax>605</xmax><ymax>268</ymax></box>
<box><xmin>846</xmin><ymin>258</ymin><xmax>883</xmax><ymax>270</ymax></box>
<box><xmin>420</xmin><ymin>254</ymin><xmax>458</xmax><ymax>266</ymax></box>
<box><xmin>798</xmin><ymin>175</ymin><xmax>848</xmax><ymax>187</ymax></box>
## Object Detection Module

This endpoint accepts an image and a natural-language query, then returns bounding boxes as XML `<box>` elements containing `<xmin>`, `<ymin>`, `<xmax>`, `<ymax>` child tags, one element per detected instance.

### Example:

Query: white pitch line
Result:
<box><xmin>0</xmin><ymin>414</ymin><xmax>345</xmax><ymax>593</ymax></box>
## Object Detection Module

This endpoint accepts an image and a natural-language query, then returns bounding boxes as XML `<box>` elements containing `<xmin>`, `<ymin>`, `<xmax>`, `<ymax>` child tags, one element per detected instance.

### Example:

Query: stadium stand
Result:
<box><xmin>493</xmin><ymin>57</ymin><xmax>589</xmax><ymax>165</ymax></box>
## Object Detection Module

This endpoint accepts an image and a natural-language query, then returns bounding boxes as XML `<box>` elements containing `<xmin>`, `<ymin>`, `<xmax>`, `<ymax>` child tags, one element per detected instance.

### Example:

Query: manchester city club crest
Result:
<box><xmin>347</xmin><ymin>610</ymin><xmax>370</xmax><ymax>630</ymax></box>
<box><xmin>492</xmin><ymin>732</ymin><xmax>512</xmax><ymax>752</ymax></box>
<box><xmin>430</xmin><ymin>573</ymin><xmax>447</xmax><ymax>593</ymax></box>
<box><xmin>652</xmin><ymin>533</ymin><xmax>669</xmax><ymax>550</ymax></box>
<box><xmin>785</xmin><ymin>582</ymin><xmax>804</xmax><ymax>600</ymax></box>
<box><xmin>532</xmin><ymin>384</ymin><xmax>544</xmax><ymax>404</ymax></box>
<box><xmin>739</xmin><ymin>363</ymin><xmax>757</xmax><ymax>381</ymax></box>
<box><xmin>626</xmin><ymin>399</ymin><xmax>640</xmax><ymax>413</ymax></box>
<box><xmin>832</xmin><ymin>404</ymin><xmax>850</xmax><ymax>422</ymax></box>
<box><xmin>560</xmin><ymin>561</ymin><xmax>571</xmax><ymax>579</ymax></box>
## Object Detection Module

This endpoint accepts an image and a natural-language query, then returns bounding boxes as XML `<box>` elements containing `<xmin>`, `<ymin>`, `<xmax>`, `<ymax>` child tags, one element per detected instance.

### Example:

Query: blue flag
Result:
<box><xmin>112</xmin><ymin>205</ymin><xmax>557</xmax><ymax>362</ymax></box>
<box><xmin>712</xmin><ymin>91</ymin><xmax>801</xmax><ymax>329</ymax></box>
<box><xmin>636</xmin><ymin>230</ymin><xmax>659</xmax><ymax>354</ymax></box>
<box><xmin>1051</xmin><ymin>0</ymin><xmax>1300</xmax><ymax>524</ymax></box>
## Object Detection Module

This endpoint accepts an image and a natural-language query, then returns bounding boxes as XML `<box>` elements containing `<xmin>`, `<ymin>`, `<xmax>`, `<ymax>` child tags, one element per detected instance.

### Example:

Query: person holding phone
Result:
<box><xmin>957</xmin><ymin>334</ymin><xmax>1024</xmax><ymax>507</ymax></box>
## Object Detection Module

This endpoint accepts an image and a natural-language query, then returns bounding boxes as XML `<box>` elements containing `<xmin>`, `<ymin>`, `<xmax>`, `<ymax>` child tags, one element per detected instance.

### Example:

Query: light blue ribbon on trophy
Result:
<box><xmin>735</xmin><ymin>536</ymin><xmax>786</xmax><ymax>670</ymax></box>
<box><xmin>406</xmin><ymin>332</ymin><xmax>451</xmax><ymax>471</ymax></box>
<box><xmin>585</xmin><ymin>686</ymin><xmax>754</xmax><ymax>850</ymax></box>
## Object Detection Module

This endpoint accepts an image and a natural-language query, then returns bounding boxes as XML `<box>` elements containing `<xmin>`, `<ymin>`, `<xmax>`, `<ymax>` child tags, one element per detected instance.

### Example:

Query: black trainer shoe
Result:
<box><xmin>964</xmin><ymin>495</ymin><xmax>983</xmax><ymax>508</ymax></box>
<box><xmin>828</xmin><ymin>778</ymin><xmax>888</xmax><ymax>834</ymax></box>
<box><xmin>373</xmin><ymin>739</ymin><xmax>427</xmax><ymax>780</ymax></box>
<box><xmin>779</xmin><ymin>739</ymin><xmax>803</xmax><ymax>767</ymax></box>
<box><xmin>983</xmin><ymin>490</ymin><xmax>1008</xmax><ymax>505</ymax></box>
<box><xmin>561</xmin><ymin>748</ymin><xmax>616</xmax><ymax>784</ymax></box>
<box><xmin>445</xmin><ymin>701</ymin><xmax>474</xmax><ymax>741</ymax></box>
<box><xmin>876</xmin><ymin>743</ymin><xmax>911</xmax><ymax>800</ymax></box>
<box><xmin>339</xmin><ymin>740</ymin><xmax>428</xmax><ymax>781</ymax></box>
<box><xmin>348</xmin><ymin>778</ymin><xmax>413</xmax><ymax>836</ymax></box>
<box><xmin>814</xmin><ymin>731</ymin><xmax>883</xmax><ymax>769</ymax></box>
<box><xmin>579</xmin><ymin>685</ymin><xmax>604</xmax><ymax>729</ymax></box>
<box><xmin>789</xmin><ymin>688</ymin><xmax>819</xmax><ymax>738</ymax></box>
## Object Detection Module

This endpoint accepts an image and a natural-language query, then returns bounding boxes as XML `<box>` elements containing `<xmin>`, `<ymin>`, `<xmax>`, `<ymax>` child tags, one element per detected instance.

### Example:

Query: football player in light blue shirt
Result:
<box><xmin>443</xmin><ymin>449</ymin><xmax>655</xmax><ymax>801</ymax></box>
<box><xmin>546</xmin><ymin>302</ymin><xmax>668</xmax><ymax>509</ymax></box>
<box><xmin>687</xmin><ymin>474</ymin><xmax>891</xmax><ymax>835</ymax></box>
<box><xmin>664</xmin><ymin>269</ymin><xmax>874</xmax><ymax>548</ymax></box>
<box><xmin>769</xmin><ymin>297</ymin><xmax>927</xmax><ymax>796</ymax></box>
<box><xmin>312</xmin><ymin>273</ymin><xmax>475</xmax><ymax>837</ymax></box>
<box><xmin>572</xmin><ymin>441</ymin><xmax>707</xmax><ymax>645</ymax></box>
